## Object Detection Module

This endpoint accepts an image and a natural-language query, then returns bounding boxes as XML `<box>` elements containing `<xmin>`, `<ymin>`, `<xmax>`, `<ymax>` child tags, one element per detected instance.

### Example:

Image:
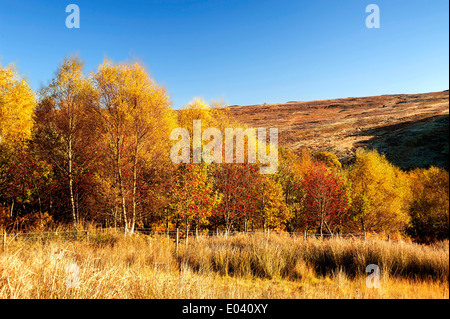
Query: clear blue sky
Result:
<box><xmin>1</xmin><ymin>0</ymin><xmax>448</xmax><ymax>109</ymax></box>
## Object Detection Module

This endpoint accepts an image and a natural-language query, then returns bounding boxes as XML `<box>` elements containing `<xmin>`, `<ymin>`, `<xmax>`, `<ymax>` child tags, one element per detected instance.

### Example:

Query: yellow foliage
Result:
<box><xmin>0</xmin><ymin>64</ymin><xmax>36</xmax><ymax>145</ymax></box>
<box><xmin>257</xmin><ymin>175</ymin><xmax>290</xmax><ymax>230</ymax></box>
<box><xmin>313</xmin><ymin>151</ymin><xmax>342</xmax><ymax>170</ymax></box>
<box><xmin>94</xmin><ymin>59</ymin><xmax>176</xmax><ymax>161</ymax></box>
<box><xmin>178</xmin><ymin>98</ymin><xmax>215</xmax><ymax>134</ymax></box>
<box><xmin>347</xmin><ymin>149</ymin><xmax>412</xmax><ymax>234</ymax></box>
<box><xmin>408</xmin><ymin>166</ymin><xmax>449</xmax><ymax>239</ymax></box>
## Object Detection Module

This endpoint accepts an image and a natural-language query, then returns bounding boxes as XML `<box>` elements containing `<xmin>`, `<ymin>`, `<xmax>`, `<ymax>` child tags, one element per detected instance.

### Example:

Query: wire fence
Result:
<box><xmin>133</xmin><ymin>227</ymin><xmax>367</xmax><ymax>240</ymax></box>
<box><xmin>0</xmin><ymin>227</ymin><xmax>123</xmax><ymax>249</ymax></box>
<box><xmin>0</xmin><ymin>227</ymin><xmax>368</xmax><ymax>246</ymax></box>
<box><xmin>1</xmin><ymin>227</ymin><xmax>391</xmax><ymax>252</ymax></box>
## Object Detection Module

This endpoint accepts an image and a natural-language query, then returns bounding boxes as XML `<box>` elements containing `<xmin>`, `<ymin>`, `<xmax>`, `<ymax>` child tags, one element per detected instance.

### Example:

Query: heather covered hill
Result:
<box><xmin>224</xmin><ymin>90</ymin><xmax>449</xmax><ymax>170</ymax></box>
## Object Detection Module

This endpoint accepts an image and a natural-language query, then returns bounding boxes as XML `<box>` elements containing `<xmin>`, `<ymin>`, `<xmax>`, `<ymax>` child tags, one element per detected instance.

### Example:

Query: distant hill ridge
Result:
<box><xmin>222</xmin><ymin>90</ymin><xmax>449</xmax><ymax>170</ymax></box>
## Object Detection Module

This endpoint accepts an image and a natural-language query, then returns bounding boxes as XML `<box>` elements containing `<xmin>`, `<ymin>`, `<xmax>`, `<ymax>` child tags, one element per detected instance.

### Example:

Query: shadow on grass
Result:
<box><xmin>353</xmin><ymin>114</ymin><xmax>449</xmax><ymax>170</ymax></box>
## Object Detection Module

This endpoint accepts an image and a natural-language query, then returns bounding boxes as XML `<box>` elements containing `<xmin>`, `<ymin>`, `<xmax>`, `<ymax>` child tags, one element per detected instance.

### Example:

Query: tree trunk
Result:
<box><xmin>166</xmin><ymin>212</ymin><xmax>169</xmax><ymax>237</ymax></box>
<box><xmin>75</xmin><ymin>189</ymin><xmax>80</xmax><ymax>225</ymax></box>
<box><xmin>113</xmin><ymin>206</ymin><xmax>117</xmax><ymax>228</ymax></box>
<box><xmin>68</xmin><ymin>137</ymin><xmax>77</xmax><ymax>229</ymax></box>
<box><xmin>131</xmin><ymin>149</ymin><xmax>138</xmax><ymax>234</ymax></box>
<box><xmin>176</xmin><ymin>227</ymin><xmax>179</xmax><ymax>252</ymax></box>
<box><xmin>324</xmin><ymin>220</ymin><xmax>333</xmax><ymax>234</ymax></box>
<box><xmin>116</xmin><ymin>137</ymin><xmax>128</xmax><ymax>234</ymax></box>
<box><xmin>10</xmin><ymin>199</ymin><xmax>14</xmax><ymax>228</ymax></box>
<box><xmin>319</xmin><ymin>220</ymin><xmax>323</xmax><ymax>238</ymax></box>
<box><xmin>185</xmin><ymin>216</ymin><xmax>189</xmax><ymax>248</ymax></box>
<box><xmin>37</xmin><ymin>193</ymin><xmax>42</xmax><ymax>227</ymax></box>
<box><xmin>120</xmin><ymin>192</ymin><xmax>127</xmax><ymax>234</ymax></box>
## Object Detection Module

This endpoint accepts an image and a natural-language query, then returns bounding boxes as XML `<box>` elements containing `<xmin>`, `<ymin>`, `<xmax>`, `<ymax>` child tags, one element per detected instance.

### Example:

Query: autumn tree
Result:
<box><xmin>313</xmin><ymin>151</ymin><xmax>342</xmax><ymax>170</ymax></box>
<box><xmin>94</xmin><ymin>60</ymin><xmax>175</xmax><ymax>233</ymax></box>
<box><xmin>347</xmin><ymin>149</ymin><xmax>412</xmax><ymax>234</ymax></box>
<box><xmin>138</xmin><ymin>160</ymin><xmax>177</xmax><ymax>230</ymax></box>
<box><xmin>174</xmin><ymin>98</ymin><xmax>220</xmax><ymax>165</ymax></box>
<box><xmin>408</xmin><ymin>166</ymin><xmax>449</xmax><ymax>240</ymax></box>
<box><xmin>274</xmin><ymin>148</ymin><xmax>304</xmax><ymax>231</ymax></box>
<box><xmin>0</xmin><ymin>64</ymin><xmax>37</xmax><ymax>229</ymax></box>
<box><xmin>0</xmin><ymin>64</ymin><xmax>35</xmax><ymax>146</ymax></box>
<box><xmin>301</xmin><ymin>161</ymin><xmax>349</xmax><ymax>236</ymax></box>
<box><xmin>232</xmin><ymin>163</ymin><xmax>260</xmax><ymax>232</ymax></box>
<box><xmin>123</xmin><ymin>63</ymin><xmax>174</xmax><ymax>233</ymax></box>
<box><xmin>255</xmin><ymin>174</ymin><xmax>289</xmax><ymax>231</ymax></box>
<box><xmin>178</xmin><ymin>98</ymin><xmax>216</xmax><ymax>132</ymax></box>
<box><xmin>170</xmin><ymin>163</ymin><xmax>220</xmax><ymax>242</ymax></box>
<box><xmin>212</xmin><ymin>163</ymin><xmax>261</xmax><ymax>233</ymax></box>
<box><xmin>36</xmin><ymin>56</ymin><xmax>98</xmax><ymax>227</ymax></box>
<box><xmin>0</xmin><ymin>146</ymin><xmax>53</xmax><ymax>231</ymax></box>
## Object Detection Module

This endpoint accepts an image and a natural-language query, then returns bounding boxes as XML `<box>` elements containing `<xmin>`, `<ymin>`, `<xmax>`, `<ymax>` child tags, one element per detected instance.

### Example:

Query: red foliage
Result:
<box><xmin>301</xmin><ymin>161</ymin><xmax>349</xmax><ymax>233</ymax></box>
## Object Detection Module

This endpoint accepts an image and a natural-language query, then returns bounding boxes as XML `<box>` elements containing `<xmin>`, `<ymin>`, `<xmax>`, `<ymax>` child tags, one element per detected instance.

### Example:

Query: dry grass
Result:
<box><xmin>0</xmin><ymin>231</ymin><xmax>448</xmax><ymax>299</ymax></box>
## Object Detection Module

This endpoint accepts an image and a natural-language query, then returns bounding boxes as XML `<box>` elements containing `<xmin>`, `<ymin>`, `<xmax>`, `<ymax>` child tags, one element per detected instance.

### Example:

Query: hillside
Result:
<box><xmin>223</xmin><ymin>90</ymin><xmax>449</xmax><ymax>170</ymax></box>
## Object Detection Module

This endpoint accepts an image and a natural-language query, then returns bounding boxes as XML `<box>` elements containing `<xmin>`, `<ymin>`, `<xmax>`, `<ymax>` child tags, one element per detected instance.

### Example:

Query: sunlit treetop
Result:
<box><xmin>0</xmin><ymin>64</ymin><xmax>36</xmax><ymax>145</ymax></box>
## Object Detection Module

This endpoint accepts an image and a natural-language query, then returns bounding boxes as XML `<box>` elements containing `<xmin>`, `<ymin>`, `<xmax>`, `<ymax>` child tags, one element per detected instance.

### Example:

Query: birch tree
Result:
<box><xmin>94</xmin><ymin>60</ymin><xmax>174</xmax><ymax>233</ymax></box>
<box><xmin>40</xmin><ymin>57</ymin><xmax>97</xmax><ymax>227</ymax></box>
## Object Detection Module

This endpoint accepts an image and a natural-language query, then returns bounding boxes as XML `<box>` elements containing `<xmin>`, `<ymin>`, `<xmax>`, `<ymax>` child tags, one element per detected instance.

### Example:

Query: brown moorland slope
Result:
<box><xmin>223</xmin><ymin>90</ymin><xmax>449</xmax><ymax>170</ymax></box>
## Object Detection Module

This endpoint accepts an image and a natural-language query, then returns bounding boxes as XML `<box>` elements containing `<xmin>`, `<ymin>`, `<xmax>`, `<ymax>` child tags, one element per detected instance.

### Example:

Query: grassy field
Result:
<box><xmin>0</xmin><ymin>230</ymin><xmax>448</xmax><ymax>299</ymax></box>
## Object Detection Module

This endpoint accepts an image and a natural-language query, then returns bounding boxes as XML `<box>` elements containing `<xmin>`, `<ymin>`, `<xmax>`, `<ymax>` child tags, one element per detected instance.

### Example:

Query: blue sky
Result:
<box><xmin>0</xmin><ymin>0</ymin><xmax>448</xmax><ymax>109</ymax></box>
